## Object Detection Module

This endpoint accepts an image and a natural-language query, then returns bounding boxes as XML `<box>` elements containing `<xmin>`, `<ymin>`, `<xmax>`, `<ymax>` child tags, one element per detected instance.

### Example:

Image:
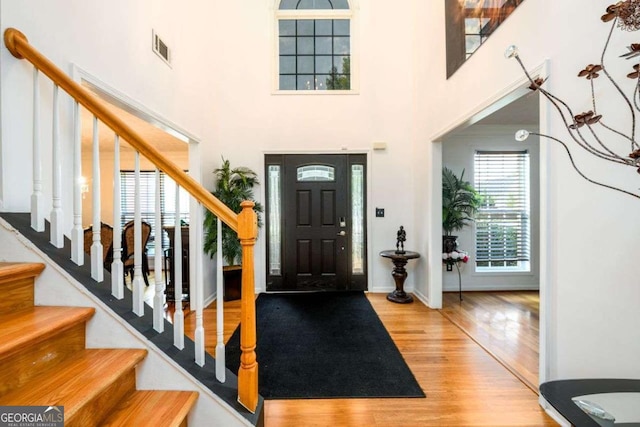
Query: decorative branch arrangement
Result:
<box><xmin>505</xmin><ymin>0</ymin><xmax>640</xmax><ymax>199</ymax></box>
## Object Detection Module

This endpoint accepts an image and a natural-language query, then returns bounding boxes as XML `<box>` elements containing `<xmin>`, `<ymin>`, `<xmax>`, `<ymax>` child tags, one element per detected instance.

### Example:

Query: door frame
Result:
<box><xmin>427</xmin><ymin>61</ymin><xmax>551</xmax><ymax>395</ymax></box>
<box><xmin>70</xmin><ymin>64</ymin><xmax>207</xmax><ymax>310</ymax></box>
<box><xmin>262</xmin><ymin>150</ymin><xmax>372</xmax><ymax>292</ymax></box>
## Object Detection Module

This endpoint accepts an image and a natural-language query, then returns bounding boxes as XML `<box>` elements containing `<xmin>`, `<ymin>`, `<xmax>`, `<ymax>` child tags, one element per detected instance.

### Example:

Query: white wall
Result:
<box><xmin>187</xmin><ymin>0</ymin><xmax>421</xmax><ymax>293</ymax></box>
<box><xmin>1</xmin><ymin>0</ymin><xmax>205</xmax><ymax>214</ymax></box>
<box><xmin>419</xmin><ymin>0</ymin><xmax>640</xmax><ymax>384</ymax></box>
<box><xmin>442</xmin><ymin>125</ymin><xmax>540</xmax><ymax>291</ymax></box>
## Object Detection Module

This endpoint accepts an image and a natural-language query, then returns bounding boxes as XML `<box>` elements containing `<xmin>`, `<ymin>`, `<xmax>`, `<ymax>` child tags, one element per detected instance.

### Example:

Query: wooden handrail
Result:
<box><xmin>5</xmin><ymin>27</ymin><xmax>259</xmax><ymax>412</ymax></box>
<box><xmin>4</xmin><ymin>28</ymin><xmax>238</xmax><ymax>232</ymax></box>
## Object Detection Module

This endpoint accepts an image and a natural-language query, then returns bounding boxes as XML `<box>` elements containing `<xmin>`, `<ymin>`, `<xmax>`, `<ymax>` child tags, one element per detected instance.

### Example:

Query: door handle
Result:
<box><xmin>337</xmin><ymin>231</ymin><xmax>347</xmax><ymax>236</ymax></box>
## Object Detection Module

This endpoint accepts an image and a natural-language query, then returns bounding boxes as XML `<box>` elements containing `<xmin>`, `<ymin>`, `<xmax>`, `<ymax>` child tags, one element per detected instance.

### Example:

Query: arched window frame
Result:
<box><xmin>273</xmin><ymin>0</ymin><xmax>358</xmax><ymax>94</ymax></box>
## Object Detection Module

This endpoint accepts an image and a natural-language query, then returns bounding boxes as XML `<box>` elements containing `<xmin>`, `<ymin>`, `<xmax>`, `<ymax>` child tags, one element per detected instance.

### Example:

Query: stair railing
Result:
<box><xmin>4</xmin><ymin>28</ymin><xmax>259</xmax><ymax>413</ymax></box>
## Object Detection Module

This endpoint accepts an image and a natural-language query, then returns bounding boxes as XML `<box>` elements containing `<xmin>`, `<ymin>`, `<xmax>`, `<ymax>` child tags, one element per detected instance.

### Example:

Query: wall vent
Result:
<box><xmin>152</xmin><ymin>30</ymin><xmax>171</xmax><ymax>67</ymax></box>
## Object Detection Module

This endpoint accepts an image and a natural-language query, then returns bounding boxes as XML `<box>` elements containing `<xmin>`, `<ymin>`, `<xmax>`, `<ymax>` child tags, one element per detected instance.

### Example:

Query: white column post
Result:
<box><xmin>173</xmin><ymin>183</ymin><xmax>185</xmax><ymax>349</ymax></box>
<box><xmin>194</xmin><ymin>203</ymin><xmax>205</xmax><ymax>367</ymax></box>
<box><xmin>50</xmin><ymin>85</ymin><xmax>64</xmax><ymax>248</ymax></box>
<box><xmin>70</xmin><ymin>101</ymin><xmax>83</xmax><ymax>265</ymax></box>
<box><xmin>111</xmin><ymin>135</ymin><xmax>124</xmax><ymax>299</ymax></box>
<box><xmin>31</xmin><ymin>68</ymin><xmax>44</xmax><ymax>232</ymax></box>
<box><xmin>215</xmin><ymin>217</ymin><xmax>225</xmax><ymax>382</ymax></box>
<box><xmin>90</xmin><ymin>116</ymin><xmax>103</xmax><ymax>282</ymax></box>
<box><xmin>132</xmin><ymin>152</ymin><xmax>145</xmax><ymax>316</ymax></box>
<box><xmin>153</xmin><ymin>169</ymin><xmax>165</xmax><ymax>332</ymax></box>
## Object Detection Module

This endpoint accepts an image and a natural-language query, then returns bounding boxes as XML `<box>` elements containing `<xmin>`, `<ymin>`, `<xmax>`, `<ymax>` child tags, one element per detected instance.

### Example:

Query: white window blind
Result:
<box><xmin>120</xmin><ymin>171</ymin><xmax>190</xmax><ymax>255</ymax></box>
<box><xmin>474</xmin><ymin>151</ymin><xmax>530</xmax><ymax>269</ymax></box>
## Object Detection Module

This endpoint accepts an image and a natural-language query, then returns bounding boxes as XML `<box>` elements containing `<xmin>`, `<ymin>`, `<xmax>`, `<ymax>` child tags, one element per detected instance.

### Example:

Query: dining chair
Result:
<box><xmin>83</xmin><ymin>222</ymin><xmax>114</xmax><ymax>272</ymax></box>
<box><xmin>121</xmin><ymin>220</ymin><xmax>152</xmax><ymax>286</ymax></box>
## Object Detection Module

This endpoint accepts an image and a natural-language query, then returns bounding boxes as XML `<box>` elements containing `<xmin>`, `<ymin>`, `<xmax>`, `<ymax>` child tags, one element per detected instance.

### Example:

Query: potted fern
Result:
<box><xmin>442</xmin><ymin>167</ymin><xmax>481</xmax><ymax>253</ymax></box>
<box><xmin>203</xmin><ymin>158</ymin><xmax>263</xmax><ymax>300</ymax></box>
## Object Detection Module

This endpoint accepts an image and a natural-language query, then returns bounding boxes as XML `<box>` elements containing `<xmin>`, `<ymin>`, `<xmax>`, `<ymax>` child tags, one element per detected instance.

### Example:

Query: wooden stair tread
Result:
<box><xmin>0</xmin><ymin>259</ymin><xmax>197</xmax><ymax>424</ymax></box>
<box><xmin>0</xmin><ymin>349</ymin><xmax>147</xmax><ymax>416</ymax></box>
<box><xmin>101</xmin><ymin>390</ymin><xmax>199</xmax><ymax>427</ymax></box>
<box><xmin>0</xmin><ymin>262</ymin><xmax>45</xmax><ymax>283</ymax></box>
<box><xmin>0</xmin><ymin>262</ymin><xmax>45</xmax><ymax>312</ymax></box>
<box><xmin>0</xmin><ymin>306</ymin><xmax>95</xmax><ymax>360</ymax></box>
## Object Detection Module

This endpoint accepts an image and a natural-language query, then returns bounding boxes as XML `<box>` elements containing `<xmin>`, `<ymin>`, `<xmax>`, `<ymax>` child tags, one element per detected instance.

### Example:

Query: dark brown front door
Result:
<box><xmin>265</xmin><ymin>154</ymin><xmax>367</xmax><ymax>292</ymax></box>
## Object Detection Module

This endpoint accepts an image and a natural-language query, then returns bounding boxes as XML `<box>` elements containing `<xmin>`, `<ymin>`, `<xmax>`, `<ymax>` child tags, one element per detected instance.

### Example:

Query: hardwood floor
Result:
<box><xmin>440</xmin><ymin>291</ymin><xmax>540</xmax><ymax>392</ymax></box>
<box><xmin>177</xmin><ymin>292</ymin><xmax>554</xmax><ymax>426</ymax></box>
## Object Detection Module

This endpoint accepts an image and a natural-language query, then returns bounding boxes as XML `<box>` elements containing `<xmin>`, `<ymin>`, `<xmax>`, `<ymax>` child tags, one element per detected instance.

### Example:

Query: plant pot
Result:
<box><xmin>223</xmin><ymin>265</ymin><xmax>242</xmax><ymax>301</ymax></box>
<box><xmin>442</xmin><ymin>235</ymin><xmax>458</xmax><ymax>253</ymax></box>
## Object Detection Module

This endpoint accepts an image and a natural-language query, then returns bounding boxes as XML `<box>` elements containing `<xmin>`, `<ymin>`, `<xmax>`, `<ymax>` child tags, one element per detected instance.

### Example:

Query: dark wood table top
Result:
<box><xmin>380</xmin><ymin>250</ymin><xmax>420</xmax><ymax>261</ymax></box>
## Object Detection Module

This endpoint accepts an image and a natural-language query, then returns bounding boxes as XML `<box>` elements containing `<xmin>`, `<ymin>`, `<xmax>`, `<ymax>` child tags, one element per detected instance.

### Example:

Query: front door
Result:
<box><xmin>265</xmin><ymin>154</ymin><xmax>367</xmax><ymax>292</ymax></box>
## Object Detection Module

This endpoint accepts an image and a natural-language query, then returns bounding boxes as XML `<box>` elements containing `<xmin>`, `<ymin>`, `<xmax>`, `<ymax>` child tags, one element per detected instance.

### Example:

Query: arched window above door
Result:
<box><xmin>276</xmin><ymin>0</ymin><xmax>354</xmax><ymax>92</ymax></box>
<box><xmin>279</xmin><ymin>0</ymin><xmax>349</xmax><ymax>10</ymax></box>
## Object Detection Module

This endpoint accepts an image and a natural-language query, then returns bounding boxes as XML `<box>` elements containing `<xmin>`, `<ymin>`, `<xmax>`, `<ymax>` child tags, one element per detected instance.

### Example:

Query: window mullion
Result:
<box><xmin>277</xmin><ymin>2</ymin><xmax>351</xmax><ymax>91</ymax></box>
<box><xmin>313</xmin><ymin>19</ymin><xmax>317</xmax><ymax>90</ymax></box>
<box><xmin>295</xmin><ymin>20</ymin><xmax>299</xmax><ymax>90</ymax></box>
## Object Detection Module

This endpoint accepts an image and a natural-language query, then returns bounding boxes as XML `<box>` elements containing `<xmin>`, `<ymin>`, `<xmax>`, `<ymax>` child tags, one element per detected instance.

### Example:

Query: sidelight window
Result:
<box><xmin>351</xmin><ymin>164</ymin><xmax>364</xmax><ymax>274</ymax></box>
<box><xmin>268</xmin><ymin>165</ymin><xmax>282</xmax><ymax>276</ymax></box>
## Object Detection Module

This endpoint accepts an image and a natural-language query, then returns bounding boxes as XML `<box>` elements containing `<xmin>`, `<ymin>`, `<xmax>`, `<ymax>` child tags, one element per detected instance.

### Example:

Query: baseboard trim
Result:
<box><xmin>412</xmin><ymin>288</ymin><xmax>430</xmax><ymax>308</ymax></box>
<box><xmin>539</xmin><ymin>396</ymin><xmax>571</xmax><ymax>426</ymax></box>
<box><xmin>204</xmin><ymin>292</ymin><xmax>216</xmax><ymax>308</ymax></box>
<box><xmin>443</xmin><ymin>284</ymin><xmax>540</xmax><ymax>292</ymax></box>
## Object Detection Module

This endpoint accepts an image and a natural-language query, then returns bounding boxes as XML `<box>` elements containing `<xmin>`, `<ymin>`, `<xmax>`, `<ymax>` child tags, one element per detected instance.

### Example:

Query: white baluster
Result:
<box><xmin>153</xmin><ymin>169</ymin><xmax>165</xmax><ymax>332</ymax></box>
<box><xmin>215</xmin><ymin>217</ymin><xmax>225</xmax><ymax>382</ymax></box>
<box><xmin>111</xmin><ymin>135</ymin><xmax>124</xmax><ymax>299</ymax></box>
<box><xmin>132</xmin><ymin>152</ymin><xmax>145</xmax><ymax>316</ymax></box>
<box><xmin>194</xmin><ymin>203</ymin><xmax>205</xmax><ymax>367</ymax></box>
<box><xmin>90</xmin><ymin>116</ymin><xmax>103</xmax><ymax>282</ymax></box>
<box><xmin>70</xmin><ymin>101</ymin><xmax>83</xmax><ymax>265</ymax></box>
<box><xmin>31</xmin><ymin>68</ymin><xmax>44</xmax><ymax>232</ymax></box>
<box><xmin>173</xmin><ymin>184</ymin><xmax>185</xmax><ymax>349</ymax></box>
<box><xmin>50</xmin><ymin>85</ymin><xmax>64</xmax><ymax>248</ymax></box>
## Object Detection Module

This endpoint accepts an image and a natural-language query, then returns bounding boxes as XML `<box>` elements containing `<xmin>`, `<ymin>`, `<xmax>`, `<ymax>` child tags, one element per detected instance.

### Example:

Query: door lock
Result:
<box><xmin>337</xmin><ymin>230</ymin><xmax>347</xmax><ymax>236</ymax></box>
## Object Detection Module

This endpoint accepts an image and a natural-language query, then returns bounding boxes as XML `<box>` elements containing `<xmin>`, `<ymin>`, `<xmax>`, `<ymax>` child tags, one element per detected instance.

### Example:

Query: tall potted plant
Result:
<box><xmin>204</xmin><ymin>158</ymin><xmax>263</xmax><ymax>300</ymax></box>
<box><xmin>442</xmin><ymin>167</ymin><xmax>481</xmax><ymax>253</ymax></box>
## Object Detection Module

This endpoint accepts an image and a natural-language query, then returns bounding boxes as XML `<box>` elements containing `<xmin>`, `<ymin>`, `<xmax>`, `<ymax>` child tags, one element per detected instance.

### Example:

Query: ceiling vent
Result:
<box><xmin>152</xmin><ymin>30</ymin><xmax>171</xmax><ymax>67</ymax></box>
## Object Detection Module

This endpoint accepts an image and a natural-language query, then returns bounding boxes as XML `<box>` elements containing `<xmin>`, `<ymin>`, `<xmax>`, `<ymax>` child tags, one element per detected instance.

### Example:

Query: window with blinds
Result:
<box><xmin>120</xmin><ymin>171</ymin><xmax>190</xmax><ymax>256</ymax></box>
<box><xmin>474</xmin><ymin>151</ymin><xmax>530</xmax><ymax>270</ymax></box>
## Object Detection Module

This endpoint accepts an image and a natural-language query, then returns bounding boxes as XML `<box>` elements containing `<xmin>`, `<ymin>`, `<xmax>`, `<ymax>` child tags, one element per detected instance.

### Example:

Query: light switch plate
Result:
<box><xmin>375</xmin><ymin>208</ymin><xmax>385</xmax><ymax>218</ymax></box>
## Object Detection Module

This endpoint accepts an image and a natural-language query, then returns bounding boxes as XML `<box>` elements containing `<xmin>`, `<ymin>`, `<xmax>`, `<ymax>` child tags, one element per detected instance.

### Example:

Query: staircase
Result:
<box><xmin>0</xmin><ymin>262</ymin><xmax>198</xmax><ymax>426</ymax></box>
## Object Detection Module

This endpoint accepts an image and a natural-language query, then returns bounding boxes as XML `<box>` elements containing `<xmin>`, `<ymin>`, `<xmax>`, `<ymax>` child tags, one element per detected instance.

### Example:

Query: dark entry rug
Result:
<box><xmin>225</xmin><ymin>292</ymin><xmax>425</xmax><ymax>399</ymax></box>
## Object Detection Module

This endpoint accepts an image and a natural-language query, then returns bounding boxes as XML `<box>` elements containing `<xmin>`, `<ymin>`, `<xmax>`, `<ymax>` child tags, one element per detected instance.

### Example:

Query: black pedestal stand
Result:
<box><xmin>380</xmin><ymin>250</ymin><xmax>420</xmax><ymax>304</ymax></box>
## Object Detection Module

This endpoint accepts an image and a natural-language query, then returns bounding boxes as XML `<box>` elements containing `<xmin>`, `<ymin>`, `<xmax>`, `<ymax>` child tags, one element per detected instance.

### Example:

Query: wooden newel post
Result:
<box><xmin>237</xmin><ymin>200</ymin><xmax>258</xmax><ymax>413</ymax></box>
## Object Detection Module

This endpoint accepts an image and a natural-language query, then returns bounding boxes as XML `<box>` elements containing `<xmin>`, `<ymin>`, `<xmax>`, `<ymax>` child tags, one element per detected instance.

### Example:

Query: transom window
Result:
<box><xmin>277</xmin><ymin>0</ymin><xmax>352</xmax><ymax>91</ymax></box>
<box><xmin>297</xmin><ymin>165</ymin><xmax>335</xmax><ymax>181</ymax></box>
<box><xmin>280</xmin><ymin>0</ymin><xmax>349</xmax><ymax>9</ymax></box>
<box><xmin>474</xmin><ymin>151</ymin><xmax>530</xmax><ymax>271</ymax></box>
